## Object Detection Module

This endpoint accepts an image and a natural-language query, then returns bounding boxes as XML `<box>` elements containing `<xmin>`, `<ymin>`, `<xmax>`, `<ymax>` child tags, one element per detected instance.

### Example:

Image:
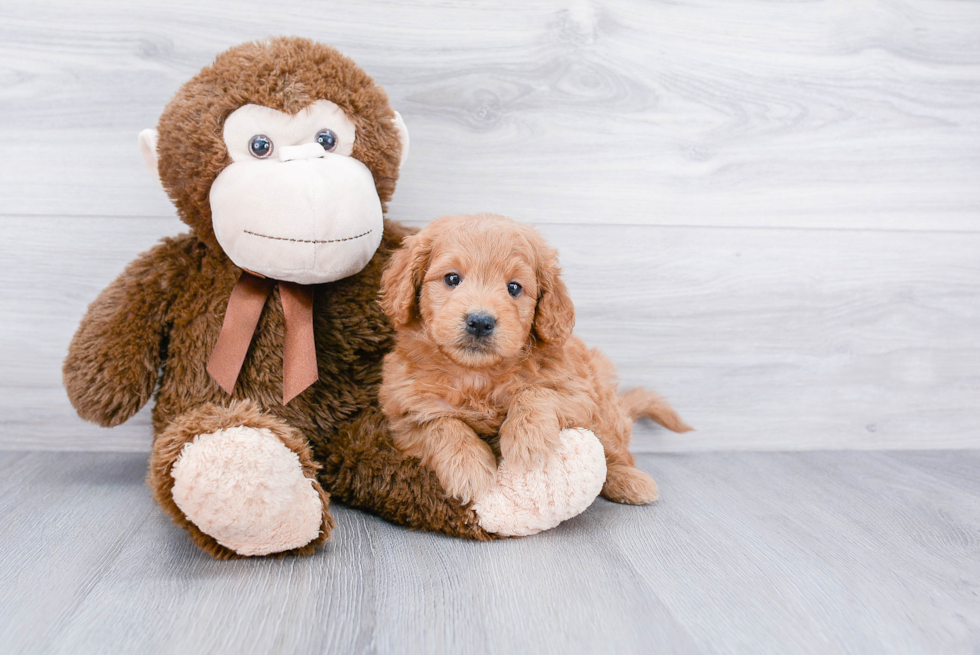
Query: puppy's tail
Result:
<box><xmin>621</xmin><ymin>388</ymin><xmax>693</xmax><ymax>433</ymax></box>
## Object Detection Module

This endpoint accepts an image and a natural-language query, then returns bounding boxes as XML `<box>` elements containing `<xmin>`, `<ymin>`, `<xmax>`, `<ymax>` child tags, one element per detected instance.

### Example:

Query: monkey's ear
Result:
<box><xmin>392</xmin><ymin>112</ymin><xmax>410</xmax><ymax>169</ymax></box>
<box><xmin>138</xmin><ymin>128</ymin><xmax>160</xmax><ymax>182</ymax></box>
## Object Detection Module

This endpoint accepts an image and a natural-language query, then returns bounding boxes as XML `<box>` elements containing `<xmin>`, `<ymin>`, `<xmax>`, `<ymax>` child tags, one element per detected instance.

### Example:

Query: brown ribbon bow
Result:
<box><xmin>207</xmin><ymin>271</ymin><xmax>318</xmax><ymax>404</ymax></box>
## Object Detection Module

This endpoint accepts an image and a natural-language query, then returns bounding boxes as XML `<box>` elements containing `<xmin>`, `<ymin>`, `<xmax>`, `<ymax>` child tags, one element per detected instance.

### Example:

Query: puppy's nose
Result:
<box><xmin>465</xmin><ymin>312</ymin><xmax>496</xmax><ymax>338</ymax></box>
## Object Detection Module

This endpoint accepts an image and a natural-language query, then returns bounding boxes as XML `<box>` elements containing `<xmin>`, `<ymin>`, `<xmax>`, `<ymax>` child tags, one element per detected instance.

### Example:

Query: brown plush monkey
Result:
<box><xmin>64</xmin><ymin>38</ymin><xmax>601</xmax><ymax>557</ymax></box>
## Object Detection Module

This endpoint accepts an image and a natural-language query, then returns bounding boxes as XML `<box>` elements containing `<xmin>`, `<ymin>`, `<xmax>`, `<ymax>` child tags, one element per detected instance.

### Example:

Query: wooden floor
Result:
<box><xmin>2</xmin><ymin>449</ymin><xmax>978</xmax><ymax>655</ymax></box>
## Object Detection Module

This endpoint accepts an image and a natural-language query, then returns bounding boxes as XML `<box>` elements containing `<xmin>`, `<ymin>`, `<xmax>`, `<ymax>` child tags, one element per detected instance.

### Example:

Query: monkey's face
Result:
<box><xmin>144</xmin><ymin>39</ymin><xmax>410</xmax><ymax>282</ymax></box>
<box><xmin>207</xmin><ymin>100</ymin><xmax>385</xmax><ymax>285</ymax></box>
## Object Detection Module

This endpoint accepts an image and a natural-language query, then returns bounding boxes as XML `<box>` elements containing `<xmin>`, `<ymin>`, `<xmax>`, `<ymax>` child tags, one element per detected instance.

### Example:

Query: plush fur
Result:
<box><xmin>64</xmin><ymin>38</ymin><xmax>493</xmax><ymax>556</ymax></box>
<box><xmin>378</xmin><ymin>214</ymin><xmax>692</xmax><ymax>506</ymax></box>
<box><xmin>472</xmin><ymin>428</ymin><xmax>607</xmax><ymax>536</ymax></box>
<box><xmin>148</xmin><ymin>399</ymin><xmax>333</xmax><ymax>559</ymax></box>
<box><xmin>169</xmin><ymin>424</ymin><xmax>326</xmax><ymax>556</ymax></box>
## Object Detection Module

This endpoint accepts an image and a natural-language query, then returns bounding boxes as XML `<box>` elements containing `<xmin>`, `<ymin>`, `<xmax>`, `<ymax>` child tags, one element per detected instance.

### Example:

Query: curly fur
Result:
<box><xmin>378</xmin><ymin>214</ymin><xmax>692</xmax><ymax>506</ymax></box>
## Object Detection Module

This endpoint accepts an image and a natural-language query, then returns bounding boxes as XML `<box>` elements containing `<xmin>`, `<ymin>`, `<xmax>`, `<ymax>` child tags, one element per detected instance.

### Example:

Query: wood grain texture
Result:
<box><xmin>1</xmin><ymin>0</ymin><xmax>979</xmax><ymax>451</ymax></box>
<box><xmin>1</xmin><ymin>450</ymin><xmax>977</xmax><ymax>654</ymax></box>
<box><xmin>3</xmin><ymin>216</ymin><xmax>978</xmax><ymax>451</ymax></box>
<box><xmin>0</xmin><ymin>0</ymin><xmax>978</xmax><ymax>230</ymax></box>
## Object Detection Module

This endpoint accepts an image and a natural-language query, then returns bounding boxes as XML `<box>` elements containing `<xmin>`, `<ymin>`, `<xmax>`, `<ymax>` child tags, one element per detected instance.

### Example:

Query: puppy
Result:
<box><xmin>378</xmin><ymin>214</ymin><xmax>691</xmax><ymax>506</ymax></box>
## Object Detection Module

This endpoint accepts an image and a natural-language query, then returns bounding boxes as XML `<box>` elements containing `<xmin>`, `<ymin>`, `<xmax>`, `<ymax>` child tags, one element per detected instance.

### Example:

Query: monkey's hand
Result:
<box><xmin>63</xmin><ymin>236</ymin><xmax>190</xmax><ymax>427</ymax></box>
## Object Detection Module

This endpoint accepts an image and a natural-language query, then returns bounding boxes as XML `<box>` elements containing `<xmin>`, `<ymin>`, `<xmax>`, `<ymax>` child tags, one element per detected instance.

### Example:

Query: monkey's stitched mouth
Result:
<box><xmin>243</xmin><ymin>229</ymin><xmax>373</xmax><ymax>244</ymax></box>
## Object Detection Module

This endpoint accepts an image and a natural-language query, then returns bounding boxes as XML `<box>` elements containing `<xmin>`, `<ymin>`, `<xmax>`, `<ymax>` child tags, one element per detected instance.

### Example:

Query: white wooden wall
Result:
<box><xmin>1</xmin><ymin>0</ymin><xmax>978</xmax><ymax>452</ymax></box>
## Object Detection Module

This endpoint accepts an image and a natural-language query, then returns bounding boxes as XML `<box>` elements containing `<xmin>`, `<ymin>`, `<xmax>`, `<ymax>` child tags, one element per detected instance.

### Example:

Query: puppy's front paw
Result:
<box><xmin>501</xmin><ymin>439</ymin><xmax>552</xmax><ymax>470</ymax></box>
<box><xmin>602</xmin><ymin>464</ymin><xmax>659</xmax><ymax>505</ymax></box>
<box><xmin>500</xmin><ymin>424</ymin><xmax>561</xmax><ymax>471</ymax></box>
<box><xmin>435</xmin><ymin>441</ymin><xmax>498</xmax><ymax>505</ymax></box>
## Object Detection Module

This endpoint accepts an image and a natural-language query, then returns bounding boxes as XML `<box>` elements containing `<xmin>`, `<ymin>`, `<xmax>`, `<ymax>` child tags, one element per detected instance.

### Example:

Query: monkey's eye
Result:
<box><xmin>315</xmin><ymin>129</ymin><xmax>338</xmax><ymax>152</ymax></box>
<box><xmin>248</xmin><ymin>134</ymin><xmax>273</xmax><ymax>159</ymax></box>
<box><xmin>444</xmin><ymin>273</ymin><xmax>462</xmax><ymax>288</ymax></box>
<box><xmin>507</xmin><ymin>282</ymin><xmax>523</xmax><ymax>298</ymax></box>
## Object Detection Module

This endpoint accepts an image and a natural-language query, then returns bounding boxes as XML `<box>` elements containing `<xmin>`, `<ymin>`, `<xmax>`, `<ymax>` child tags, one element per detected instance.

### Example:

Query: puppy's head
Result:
<box><xmin>380</xmin><ymin>214</ymin><xmax>575</xmax><ymax>367</ymax></box>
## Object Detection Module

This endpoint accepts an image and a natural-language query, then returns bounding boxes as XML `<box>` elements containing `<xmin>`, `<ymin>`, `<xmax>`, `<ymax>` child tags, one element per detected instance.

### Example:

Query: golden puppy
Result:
<box><xmin>378</xmin><ymin>214</ymin><xmax>691</xmax><ymax>506</ymax></box>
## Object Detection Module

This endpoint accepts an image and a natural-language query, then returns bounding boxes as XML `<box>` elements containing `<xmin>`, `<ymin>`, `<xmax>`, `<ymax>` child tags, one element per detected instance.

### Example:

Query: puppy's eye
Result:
<box><xmin>507</xmin><ymin>282</ymin><xmax>523</xmax><ymax>297</ymax></box>
<box><xmin>315</xmin><ymin>129</ymin><xmax>337</xmax><ymax>152</ymax></box>
<box><xmin>444</xmin><ymin>273</ymin><xmax>462</xmax><ymax>287</ymax></box>
<box><xmin>248</xmin><ymin>134</ymin><xmax>273</xmax><ymax>159</ymax></box>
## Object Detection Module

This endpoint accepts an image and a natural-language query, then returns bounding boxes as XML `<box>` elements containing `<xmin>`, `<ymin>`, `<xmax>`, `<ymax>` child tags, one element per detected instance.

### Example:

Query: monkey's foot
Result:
<box><xmin>170</xmin><ymin>425</ymin><xmax>326</xmax><ymax>556</ymax></box>
<box><xmin>472</xmin><ymin>428</ymin><xmax>606</xmax><ymax>537</ymax></box>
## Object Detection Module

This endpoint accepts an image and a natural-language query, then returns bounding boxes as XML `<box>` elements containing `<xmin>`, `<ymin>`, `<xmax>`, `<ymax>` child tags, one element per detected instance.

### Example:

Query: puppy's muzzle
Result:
<box><xmin>465</xmin><ymin>312</ymin><xmax>496</xmax><ymax>339</ymax></box>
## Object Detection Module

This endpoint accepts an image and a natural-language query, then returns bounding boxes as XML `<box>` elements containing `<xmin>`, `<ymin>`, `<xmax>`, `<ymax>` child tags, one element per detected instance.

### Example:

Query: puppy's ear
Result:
<box><xmin>380</xmin><ymin>231</ymin><xmax>432</xmax><ymax>328</ymax></box>
<box><xmin>532</xmin><ymin>241</ymin><xmax>575</xmax><ymax>345</ymax></box>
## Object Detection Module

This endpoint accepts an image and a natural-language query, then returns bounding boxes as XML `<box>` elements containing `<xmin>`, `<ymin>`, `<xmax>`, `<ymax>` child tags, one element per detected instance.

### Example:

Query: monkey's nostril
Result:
<box><xmin>465</xmin><ymin>313</ymin><xmax>496</xmax><ymax>338</ymax></box>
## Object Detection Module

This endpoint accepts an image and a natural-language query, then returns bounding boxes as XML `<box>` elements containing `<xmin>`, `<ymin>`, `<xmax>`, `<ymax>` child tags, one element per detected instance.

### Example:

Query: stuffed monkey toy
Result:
<box><xmin>63</xmin><ymin>38</ymin><xmax>606</xmax><ymax>558</ymax></box>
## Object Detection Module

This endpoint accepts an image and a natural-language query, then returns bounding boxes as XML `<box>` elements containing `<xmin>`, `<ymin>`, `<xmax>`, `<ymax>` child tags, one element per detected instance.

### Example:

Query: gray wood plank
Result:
<box><xmin>2</xmin><ymin>450</ymin><xmax>978</xmax><ymax>654</ymax></box>
<box><xmin>0</xmin><ymin>452</ymin><xmax>156</xmax><ymax>654</ymax></box>
<box><xmin>0</xmin><ymin>0</ymin><xmax>978</xmax><ymax>230</ymax></box>
<box><xmin>3</xmin><ymin>0</ymin><xmax>980</xmax><ymax>452</ymax></box>
<box><xmin>3</xmin><ymin>216</ymin><xmax>978</xmax><ymax>451</ymax></box>
<box><xmin>610</xmin><ymin>451</ymin><xmax>980</xmax><ymax>654</ymax></box>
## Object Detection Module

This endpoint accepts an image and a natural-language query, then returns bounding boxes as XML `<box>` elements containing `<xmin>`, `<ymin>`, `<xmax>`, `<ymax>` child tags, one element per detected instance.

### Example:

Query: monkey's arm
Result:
<box><xmin>63</xmin><ymin>236</ymin><xmax>192</xmax><ymax>427</ymax></box>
